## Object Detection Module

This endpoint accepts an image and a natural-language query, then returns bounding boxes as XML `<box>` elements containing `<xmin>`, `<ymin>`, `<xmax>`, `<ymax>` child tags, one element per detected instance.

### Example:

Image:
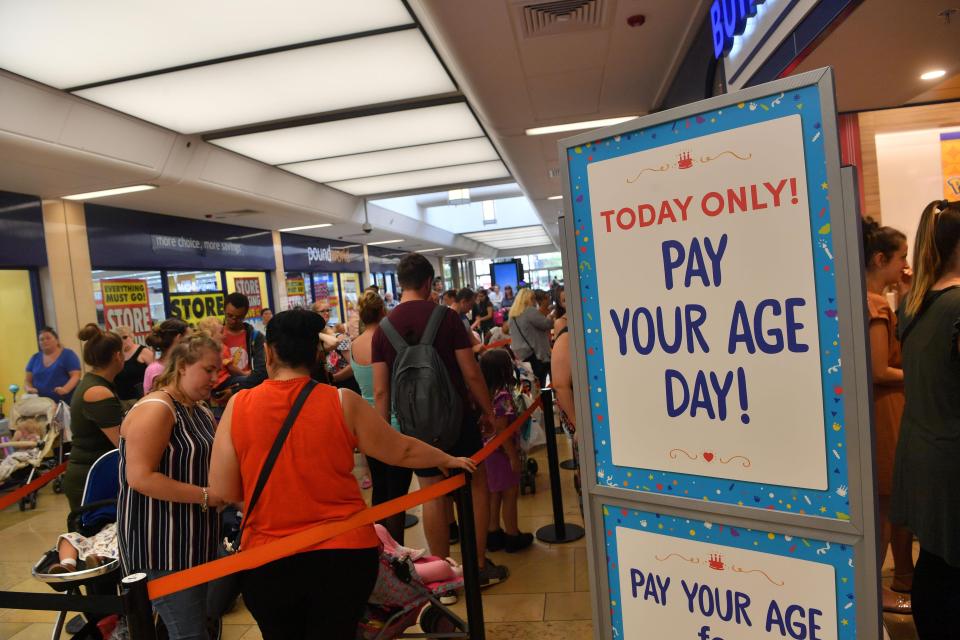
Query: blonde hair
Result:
<box><xmin>197</xmin><ymin>316</ymin><xmax>223</xmax><ymax>335</ymax></box>
<box><xmin>151</xmin><ymin>333</ymin><xmax>220</xmax><ymax>393</ymax></box>
<box><xmin>905</xmin><ymin>200</ymin><xmax>960</xmax><ymax>317</ymax></box>
<box><xmin>357</xmin><ymin>289</ymin><xmax>386</xmax><ymax>325</ymax></box>
<box><xmin>508</xmin><ymin>288</ymin><xmax>536</xmax><ymax>319</ymax></box>
<box><xmin>113</xmin><ymin>325</ymin><xmax>133</xmax><ymax>339</ymax></box>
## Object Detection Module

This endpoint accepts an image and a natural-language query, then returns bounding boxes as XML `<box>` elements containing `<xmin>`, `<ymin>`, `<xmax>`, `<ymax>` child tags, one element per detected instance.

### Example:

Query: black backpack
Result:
<box><xmin>379</xmin><ymin>305</ymin><xmax>463</xmax><ymax>450</ymax></box>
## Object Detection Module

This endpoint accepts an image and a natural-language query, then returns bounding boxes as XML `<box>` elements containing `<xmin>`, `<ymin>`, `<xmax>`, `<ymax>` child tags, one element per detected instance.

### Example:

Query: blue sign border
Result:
<box><xmin>567</xmin><ymin>83</ymin><xmax>852</xmax><ymax>521</ymax></box>
<box><xmin>601</xmin><ymin>506</ymin><xmax>857</xmax><ymax>639</ymax></box>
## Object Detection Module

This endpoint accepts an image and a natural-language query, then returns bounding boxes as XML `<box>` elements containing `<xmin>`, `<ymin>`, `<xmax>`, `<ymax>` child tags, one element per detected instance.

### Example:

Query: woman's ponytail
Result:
<box><xmin>905</xmin><ymin>200</ymin><xmax>960</xmax><ymax>317</ymax></box>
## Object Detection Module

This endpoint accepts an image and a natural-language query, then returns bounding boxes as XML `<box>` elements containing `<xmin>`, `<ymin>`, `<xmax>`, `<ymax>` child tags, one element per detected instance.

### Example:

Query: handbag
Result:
<box><xmin>207</xmin><ymin>378</ymin><xmax>318</xmax><ymax>617</ymax></box>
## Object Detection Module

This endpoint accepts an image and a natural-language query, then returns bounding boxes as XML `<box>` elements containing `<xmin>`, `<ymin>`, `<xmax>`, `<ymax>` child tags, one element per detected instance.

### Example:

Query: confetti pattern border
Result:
<box><xmin>567</xmin><ymin>84</ymin><xmax>852</xmax><ymax>520</ymax></box>
<box><xmin>601</xmin><ymin>506</ymin><xmax>856</xmax><ymax>639</ymax></box>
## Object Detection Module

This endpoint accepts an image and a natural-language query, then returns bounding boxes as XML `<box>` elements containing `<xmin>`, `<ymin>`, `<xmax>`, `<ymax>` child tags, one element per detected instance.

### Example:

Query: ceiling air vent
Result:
<box><xmin>519</xmin><ymin>0</ymin><xmax>606</xmax><ymax>38</ymax></box>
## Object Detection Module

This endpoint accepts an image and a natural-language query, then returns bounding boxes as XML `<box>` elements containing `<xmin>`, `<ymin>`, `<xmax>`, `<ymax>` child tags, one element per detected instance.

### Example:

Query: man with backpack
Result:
<box><xmin>372</xmin><ymin>253</ymin><xmax>509</xmax><ymax>589</ymax></box>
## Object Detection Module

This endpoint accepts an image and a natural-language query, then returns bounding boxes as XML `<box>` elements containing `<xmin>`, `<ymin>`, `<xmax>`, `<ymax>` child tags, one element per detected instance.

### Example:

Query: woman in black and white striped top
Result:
<box><xmin>118</xmin><ymin>333</ymin><xmax>226</xmax><ymax>639</ymax></box>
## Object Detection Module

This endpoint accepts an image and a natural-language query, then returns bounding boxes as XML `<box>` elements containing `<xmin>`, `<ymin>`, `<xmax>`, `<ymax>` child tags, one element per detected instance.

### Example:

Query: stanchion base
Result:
<box><xmin>559</xmin><ymin>459</ymin><xmax>578</xmax><ymax>470</ymax></box>
<box><xmin>404</xmin><ymin>513</ymin><xmax>419</xmax><ymax>529</ymax></box>
<box><xmin>536</xmin><ymin>523</ymin><xmax>585</xmax><ymax>544</ymax></box>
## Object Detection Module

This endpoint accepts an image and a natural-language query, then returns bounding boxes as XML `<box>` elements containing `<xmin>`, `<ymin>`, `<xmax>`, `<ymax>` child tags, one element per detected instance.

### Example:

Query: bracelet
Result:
<box><xmin>200</xmin><ymin>487</ymin><xmax>209</xmax><ymax>512</ymax></box>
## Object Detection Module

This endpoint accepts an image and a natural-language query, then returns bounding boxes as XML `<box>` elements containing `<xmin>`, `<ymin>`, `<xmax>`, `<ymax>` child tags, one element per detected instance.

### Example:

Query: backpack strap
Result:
<box><xmin>421</xmin><ymin>305</ymin><xmax>448</xmax><ymax>346</ymax></box>
<box><xmin>379</xmin><ymin>317</ymin><xmax>409</xmax><ymax>356</ymax></box>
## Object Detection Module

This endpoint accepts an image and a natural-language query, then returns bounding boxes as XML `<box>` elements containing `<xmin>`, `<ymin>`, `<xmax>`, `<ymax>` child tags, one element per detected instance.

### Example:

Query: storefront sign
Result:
<box><xmin>710</xmin><ymin>0</ymin><xmax>767</xmax><ymax>58</ymax></box>
<box><xmin>101</xmin><ymin>279</ymin><xmax>152</xmax><ymax>343</ymax></box>
<box><xmin>940</xmin><ymin>131</ymin><xmax>960</xmax><ymax>198</ymax></box>
<box><xmin>560</xmin><ymin>68</ymin><xmax>877</xmax><ymax>639</ymax></box>
<box><xmin>0</xmin><ymin>191</ymin><xmax>47</xmax><ymax>268</ymax></box>
<box><xmin>233</xmin><ymin>277</ymin><xmax>263</xmax><ymax>318</ymax></box>
<box><xmin>367</xmin><ymin>245</ymin><xmax>403</xmax><ymax>274</ymax></box>
<box><xmin>168</xmin><ymin>292</ymin><xmax>225</xmax><ymax>323</ymax></box>
<box><xmin>286</xmin><ymin>277</ymin><xmax>307</xmax><ymax>309</ymax></box>
<box><xmin>280</xmin><ymin>232</ymin><xmax>365</xmax><ymax>272</ymax></box>
<box><xmin>86</xmin><ymin>205</ymin><xmax>275</xmax><ymax>271</ymax></box>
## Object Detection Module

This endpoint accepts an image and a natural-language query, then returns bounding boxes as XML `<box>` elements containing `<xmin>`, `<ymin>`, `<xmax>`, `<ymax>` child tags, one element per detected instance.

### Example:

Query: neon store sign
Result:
<box><xmin>710</xmin><ymin>0</ymin><xmax>767</xmax><ymax>58</ymax></box>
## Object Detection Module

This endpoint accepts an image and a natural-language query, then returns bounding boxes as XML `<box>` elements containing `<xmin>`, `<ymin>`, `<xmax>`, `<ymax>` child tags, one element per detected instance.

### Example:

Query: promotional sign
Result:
<box><xmin>169</xmin><ymin>292</ymin><xmax>225</xmax><ymax>323</ymax></box>
<box><xmin>101</xmin><ymin>279</ymin><xmax>152</xmax><ymax>343</ymax></box>
<box><xmin>286</xmin><ymin>277</ymin><xmax>307</xmax><ymax>309</ymax></box>
<box><xmin>941</xmin><ymin>131</ymin><xmax>960</xmax><ymax>199</ymax></box>
<box><xmin>233</xmin><ymin>277</ymin><xmax>263</xmax><ymax>318</ymax></box>
<box><xmin>559</xmin><ymin>68</ymin><xmax>877</xmax><ymax>640</ymax></box>
<box><xmin>605</xmin><ymin>507</ymin><xmax>853</xmax><ymax>640</ymax></box>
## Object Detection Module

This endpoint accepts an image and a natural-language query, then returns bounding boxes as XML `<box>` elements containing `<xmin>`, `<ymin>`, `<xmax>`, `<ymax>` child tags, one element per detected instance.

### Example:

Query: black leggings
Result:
<box><xmin>240</xmin><ymin>547</ymin><xmax>379</xmax><ymax>640</ymax></box>
<box><xmin>913</xmin><ymin>547</ymin><xmax>960</xmax><ymax>639</ymax></box>
<box><xmin>368</xmin><ymin>455</ymin><xmax>414</xmax><ymax>544</ymax></box>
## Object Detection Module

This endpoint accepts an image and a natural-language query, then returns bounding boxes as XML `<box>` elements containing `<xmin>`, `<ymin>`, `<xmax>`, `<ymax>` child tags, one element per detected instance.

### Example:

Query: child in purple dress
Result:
<box><xmin>479</xmin><ymin>349</ymin><xmax>534</xmax><ymax>553</ymax></box>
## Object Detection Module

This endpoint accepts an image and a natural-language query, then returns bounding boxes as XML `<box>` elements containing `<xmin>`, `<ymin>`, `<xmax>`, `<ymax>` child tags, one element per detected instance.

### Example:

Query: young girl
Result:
<box><xmin>479</xmin><ymin>348</ymin><xmax>533</xmax><ymax>553</ymax></box>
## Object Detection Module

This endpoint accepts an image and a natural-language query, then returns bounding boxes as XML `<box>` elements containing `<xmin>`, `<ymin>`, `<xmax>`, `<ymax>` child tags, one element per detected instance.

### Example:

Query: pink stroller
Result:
<box><xmin>356</xmin><ymin>527</ymin><xmax>467</xmax><ymax>639</ymax></box>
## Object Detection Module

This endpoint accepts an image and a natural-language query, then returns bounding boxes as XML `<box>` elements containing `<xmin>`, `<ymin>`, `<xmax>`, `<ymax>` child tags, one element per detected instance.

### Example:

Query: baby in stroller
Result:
<box><xmin>49</xmin><ymin>522</ymin><xmax>118</xmax><ymax>574</ymax></box>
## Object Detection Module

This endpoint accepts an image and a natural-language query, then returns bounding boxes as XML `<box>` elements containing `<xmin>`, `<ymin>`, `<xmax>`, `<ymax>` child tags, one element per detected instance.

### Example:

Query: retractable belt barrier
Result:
<box><xmin>146</xmin><ymin>394</ymin><xmax>544</xmax><ymax>600</ymax></box>
<box><xmin>0</xmin><ymin>461</ymin><xmax>68</xmax><ymax>512</ymax></box>
<box><xmin>479</xmin><ymin>338</ymin><xmax>511</xmax><ymax>351</ymax></box>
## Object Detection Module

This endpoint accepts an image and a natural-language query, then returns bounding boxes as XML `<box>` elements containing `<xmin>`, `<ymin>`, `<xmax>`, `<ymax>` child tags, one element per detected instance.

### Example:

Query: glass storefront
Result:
<box><xmin>472</xmin><ymin>252</ymin><xmax>563</xmax><ymax>291</ymax></box>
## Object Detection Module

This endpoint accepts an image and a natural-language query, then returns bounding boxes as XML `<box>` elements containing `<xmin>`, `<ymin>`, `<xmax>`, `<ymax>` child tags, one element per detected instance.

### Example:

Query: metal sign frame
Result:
<box><xmin>558</xmin><ymin>67</ymin><xmax>879</xmax><ymax>640</ymax></box>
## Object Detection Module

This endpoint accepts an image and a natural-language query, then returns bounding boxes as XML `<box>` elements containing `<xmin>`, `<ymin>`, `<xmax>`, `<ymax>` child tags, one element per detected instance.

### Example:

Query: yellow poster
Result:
<box><xmin>169</xmin><ymin>292</ymin><xmax>225</xmax><ymax>323</ymax></box>
<box><xmin>941</xmin><ymin>132</ymin><xmax>960</xmax><ymax>199</ymax></box>
<box><xmin>285</xmin><ymin>277</ymin><xmax>307</xmax><ymax>309</ymax></box>
<box><xmin>101</xmin><ymin>279</ymin><xmax>153</xmax><ymax>342</ymax></box>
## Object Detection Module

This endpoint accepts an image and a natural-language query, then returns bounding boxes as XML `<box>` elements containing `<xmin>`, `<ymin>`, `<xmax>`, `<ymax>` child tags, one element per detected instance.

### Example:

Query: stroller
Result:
<box><xmin>357</xmin><ymin>532</ymin><xmax>467</xmax><ymax>639</ymax></box>
<box><xmin>0</xmin><ymin>396</ymin><xmax>67</xmax><ymax>510</ymax></box>
<box><xmin>32</xmin><ymin>449</ymin><xmax>122</xmax><ymax>640</ymax></box>
<box><xmin>515</xmin><ymin>363</ymin><xmax>543</xmax><ymax>496</ymax></box>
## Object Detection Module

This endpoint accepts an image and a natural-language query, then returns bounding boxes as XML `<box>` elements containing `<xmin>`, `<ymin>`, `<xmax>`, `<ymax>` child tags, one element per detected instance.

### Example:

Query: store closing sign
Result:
<box><xmin>286</xmin><ymin>277</ymin><xmax>307</xmax><ymax>309</ymax></box>
<box><xmin>169</xmin><ymin>292</ymin><xmax>225</xmax><ymax>323</ymax></box>
<box><xmin>233</xmin><ymin>277</ymin><xmax>263</xmax><ymax>317</ymax></box>
<box><xmin>560</xmin><ymin>68</ymin><xmax>877</xmax><ymax>640</ymax></box>
<box><xmin>102</xmin><ymin>279</ymin><xmax>152</xmax><ymax>342</ymax></box>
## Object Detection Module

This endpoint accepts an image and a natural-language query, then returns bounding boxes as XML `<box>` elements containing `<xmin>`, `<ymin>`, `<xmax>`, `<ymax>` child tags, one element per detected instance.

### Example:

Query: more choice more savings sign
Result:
<box><xmin>562</xmin><ymin>68</ymin><xmax>873</xmax><ymax>640</ymax></box>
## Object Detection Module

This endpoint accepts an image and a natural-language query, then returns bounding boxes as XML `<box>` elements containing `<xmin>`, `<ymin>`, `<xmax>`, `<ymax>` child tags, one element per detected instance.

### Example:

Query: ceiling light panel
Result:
<box><xmin>329</xmin><ymin>161</ymin><xmax>510</xmax><ymax>196</ymax></box>
<box><xmin>212</xmin><ymin>102</ymin><xmax>482</xmax><ymax>165</ymax></box>
<box><xmin>281</xmin><ymin>138</ymin><xmax>498</xmax><ymax>182</ymax></box>
<box><xmin>464</xmin><ymin>225</ymin><xmax>551</xmax><ymax>248</ymax></box>
<box><xmin>0</xmin><ymin>0</ymin><xmax>413</xmax><ymax>90</ymax></box>
<box><xmin>73</xmin><ymin>29</ymin><xmax>454</xmax><ymax>134</ymax></box>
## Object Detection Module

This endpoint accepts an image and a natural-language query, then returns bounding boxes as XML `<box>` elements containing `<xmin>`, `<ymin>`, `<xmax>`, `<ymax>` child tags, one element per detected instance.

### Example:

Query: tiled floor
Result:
<box><xmin>0</xmin><ymin>437</ymin><xmax>920</xmax><ymax>639</ymax></box>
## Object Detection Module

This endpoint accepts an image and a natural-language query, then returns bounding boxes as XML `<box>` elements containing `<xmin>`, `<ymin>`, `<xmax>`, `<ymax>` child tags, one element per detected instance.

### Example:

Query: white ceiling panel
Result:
<box><xmin>0</xmin><ymin>0</ymin><xmax>413</xmax><ymax>89</ymax></box>
<box><xmin>328</xmin><ymin>161</ymin><xmax>509</xmax><ymax>196</ymax></box>
<box><xmin>464</xmin><ymin>224</ymin><xmax>551</xmax><ymax>249</ymax></box>
<box><xmin>73</xmin><ymin>29</ymin><xmax>455</xmax><ymax>134</ymax></box>
<box><xmin>280</xmin><ymin>137</ymin><xmax>498</xmax><ymax>182</ymax></box>
<box><xmin>212</xmin><ymin>102</ymin><xmax>483</xmax><ymax>165</ymax></box>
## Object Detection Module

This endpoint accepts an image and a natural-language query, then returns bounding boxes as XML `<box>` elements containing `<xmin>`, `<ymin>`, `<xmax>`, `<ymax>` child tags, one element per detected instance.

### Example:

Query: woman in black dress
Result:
<box><xmin>112</xmin><ymin>326</ymin><xmax>155</xmax><ymax>409</ymax></box>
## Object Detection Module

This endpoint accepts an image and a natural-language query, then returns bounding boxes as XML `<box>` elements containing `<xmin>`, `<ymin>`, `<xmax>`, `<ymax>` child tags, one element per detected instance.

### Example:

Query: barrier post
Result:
<box><xmin>121</xmin><ymin>573</ymin><xmax>157</xmax><ymax>640</ymax></box>
<box><xmin>535</xmin><ymin>388</ymin><xmax>585</xmax><ymax>544</ymax></box>
<box><xmin>454</xmin><ymin>473</ymin><xmax>485</xmax><ymax>640</ymax></box>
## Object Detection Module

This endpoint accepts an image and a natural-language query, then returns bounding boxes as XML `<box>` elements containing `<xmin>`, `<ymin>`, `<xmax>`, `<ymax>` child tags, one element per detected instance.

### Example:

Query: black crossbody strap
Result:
<box><xmin>237</xmin><ymin>378</ymin><xmax>317</xmax><ymax>549</ymax></box>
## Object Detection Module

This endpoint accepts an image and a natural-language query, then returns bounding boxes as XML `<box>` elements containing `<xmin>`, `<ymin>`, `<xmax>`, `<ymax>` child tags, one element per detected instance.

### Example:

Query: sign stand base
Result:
<box><xmin>560</xmin><ymin>459</ymin><xmax>577</xmax><ymax>470</ymax></box>
<box><xmin>536</xmin><ymin>523</ymin><xmax>585</xmax><ymax>544</ymax></box>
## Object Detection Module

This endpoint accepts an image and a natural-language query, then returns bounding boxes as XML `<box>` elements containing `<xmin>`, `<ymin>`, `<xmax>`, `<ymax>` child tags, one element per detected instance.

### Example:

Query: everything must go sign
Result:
<box><xmin>560</xmin><ymin>69</ymin><xmax>877</xmax><ymax>640</ymax></box>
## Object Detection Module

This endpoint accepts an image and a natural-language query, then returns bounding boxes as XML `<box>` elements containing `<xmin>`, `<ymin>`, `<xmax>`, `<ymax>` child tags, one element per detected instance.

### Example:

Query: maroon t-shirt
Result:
<box><xmin>372</xmin><ymin>300</ymin><xmax>473</xmax><ymax>407</ymax></box>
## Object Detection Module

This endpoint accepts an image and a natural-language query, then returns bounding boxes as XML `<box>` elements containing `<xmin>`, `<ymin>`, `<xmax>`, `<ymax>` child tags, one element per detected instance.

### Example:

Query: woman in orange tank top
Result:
<box><xmin>209</xmin><ymin>309</ymin><xmax>475</xmax><ymax>640</ymax></box>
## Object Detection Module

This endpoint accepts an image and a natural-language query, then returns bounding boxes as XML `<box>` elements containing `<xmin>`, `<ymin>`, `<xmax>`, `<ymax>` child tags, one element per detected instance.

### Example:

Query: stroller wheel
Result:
<box><xmin>18</xmin><ymin>497</ymin><xmax>26</xmax><ymax>511</ymax></box>
<box><xmin>420</xmin><ymin>604</ymin><xmax>461</xmax><ymax>634</ymax></box>
<box><xmin>526</xmin><ymin>459</ymin><xmax>538</xmax><ymax>475</ymax></box>
<box><xmin>53</xmin><ymin>478</ymin><xmax>64</xmax><ymax>494</ymax></box>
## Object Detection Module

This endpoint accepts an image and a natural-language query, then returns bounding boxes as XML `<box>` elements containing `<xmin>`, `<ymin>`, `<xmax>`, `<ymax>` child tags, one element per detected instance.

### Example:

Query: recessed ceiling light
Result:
<box><xmin>525</xmin><ymin>116</ymin><xmax>639</xmax><ymax>136</ymax></box>
<box><xmin>920</xmin><ymin>69</ymin><xmax>947</xmax><ymax>81</ymax></box>
<box><xmin>367</xmin><ymin>239</ymin><xmax>405</xmax><ymax>245</ymax></box>
<box><xmin>547</xmin><ymin>195</ymin><xmax>563</xmax><ymax>200</ymax></box>
<box><xmin>279</xmin><ymin>223</ymin><xmax>333</xmax><ymax>232</ymax></box>
<box><xmin>445</xmin><ymin>253</ymin><xmax>468</xmax><ymax>258</ymax></box>
<box><xmin>62</xmin><ymin>184</ymin><xmax>155</xmax><ymax>200</ymax></box>
<box><xmin>328</xmin><ymin>161</ymin><xmax>509</xmax><ymax>196</ymax></box>
<box><xmin>415</xmin><ymin>247</ymin><xmax>443</xmax><ymax>253</ymax></box>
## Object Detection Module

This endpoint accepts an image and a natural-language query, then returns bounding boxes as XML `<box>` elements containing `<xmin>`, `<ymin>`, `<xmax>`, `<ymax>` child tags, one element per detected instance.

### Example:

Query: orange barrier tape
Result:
<box><xmin>480</xmin><ymin>338</ymin><xmax>511</xmax><ymax>352</ymax></box>
<box><xmin>0</xmin><ymin>461</ymin><xmax>68</xmax><ymax>512</ymax></box>
<box><xmin>147</xmin><ymin>395</ymin><xmax>544</xmax><ymax>600</ymax></box>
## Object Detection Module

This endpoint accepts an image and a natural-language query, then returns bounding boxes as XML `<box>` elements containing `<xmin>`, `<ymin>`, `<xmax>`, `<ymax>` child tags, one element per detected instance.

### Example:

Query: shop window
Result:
<box><xmin>311</xmin><ymin>273</ymin><xmax>342</xmax><ymax>326</ymax></box>
<box><xmin>167</xmin><ymin>270</ymin><xmax>221</xmax><ymax>293</ymax></box>
<box><xmin>285</xmin><ymin>272</ymin><xmax>312</xmax><ymax>309</ymax></box>
<box><xmin>0</xmin><ymin>270</ymin><xmax>39</xmax><ymax>394</ymax></box>
<box><xmin>225</xmin><ymin>271</ymin><xmax>269</xmax><ymax>333</ymax></box>
<box><xmin>339</xmin><ymin>272</ymin><xmax>362</xmax><ymax>338</ymax></box>
<box><xmin>93</xmin><ymin>270</ymin><xmax>164</xmax><ymax>340</ymax></box>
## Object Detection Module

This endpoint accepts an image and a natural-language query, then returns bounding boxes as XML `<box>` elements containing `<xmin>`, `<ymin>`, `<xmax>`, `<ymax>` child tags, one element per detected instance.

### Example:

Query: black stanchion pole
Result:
<box><xmin>121</xmin><ymin>573</ymin><xmax>157</xmax><ymax>640</ymax></box>
<box><xmin>536</xmin><ymin>388</ymin><xmax>585</xmax><ymax>544</ymax></box>
<box><xmin>454</xmin><ymin>473</ymin><xmax>486</xmax><ymax>640</ymax></box>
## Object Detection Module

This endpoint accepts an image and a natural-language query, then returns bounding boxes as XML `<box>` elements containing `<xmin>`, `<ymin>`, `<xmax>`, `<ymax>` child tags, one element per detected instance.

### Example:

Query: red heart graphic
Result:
<box><xmin>703</xmin><ymin>452</ymin><xmax>715</xmax><ymax>462</ymax></box>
